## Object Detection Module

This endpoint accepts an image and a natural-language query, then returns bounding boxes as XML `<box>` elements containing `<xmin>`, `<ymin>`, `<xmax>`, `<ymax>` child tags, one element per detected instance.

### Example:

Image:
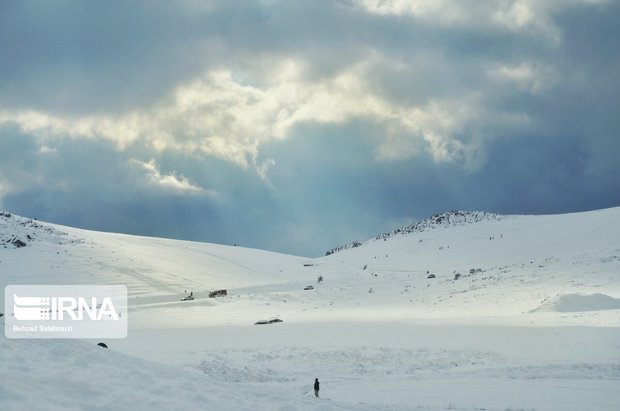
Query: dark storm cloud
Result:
<box><xmin>1</xmin><ymin>1</ymin><xmax>234</xmax><ymax>112</ymax></box>
<box><xmin>0</xmin><ymin>0</ymin><xmax>366</xmax><ymax>113</ymax></box>
<box><xmin>0</xmin><ymin>0</ymin><xmax>619</xmax><ymax>256</ymax></box>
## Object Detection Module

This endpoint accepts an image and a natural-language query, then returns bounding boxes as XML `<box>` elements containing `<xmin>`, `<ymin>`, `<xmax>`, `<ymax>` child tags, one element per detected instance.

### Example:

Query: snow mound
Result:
<box><xmin>325</xmin><ymin>210</ymin><xmax>506</xmax><ymax>255</ymax></box>
<box><xmin>533</xmin><ymin>293</ymin><xmax>620</xmax><ymax>313</ymax></box>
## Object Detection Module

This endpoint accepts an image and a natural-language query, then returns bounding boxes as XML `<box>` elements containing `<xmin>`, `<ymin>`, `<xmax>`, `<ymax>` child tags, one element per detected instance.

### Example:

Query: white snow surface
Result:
<box><xmin>1</xmin><ymin>207</ymin><xmax>619</xmax><ymax>410</ymax></box>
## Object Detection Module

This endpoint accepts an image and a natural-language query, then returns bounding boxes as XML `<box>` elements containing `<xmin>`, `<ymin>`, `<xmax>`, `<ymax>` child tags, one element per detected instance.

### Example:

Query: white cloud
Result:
<box><xmin>374</xmin><ymin>100</ymin><xmax>499</xmax><ymax>171</ymax></box>
<box><xmin>129</xmin><ymin>159</ymin><xmax>207</xmax><ymax>194</ymax></box>
<box><xmin>166</xmin><ymin>59</ymin><xmax>518</xmax><ymax>171</ymax></box>
<box><xmin>487</xmin><ymin>61</ymin><xmax>559</xmax><ymax>94</ymax></box>
<box><xmin>0</xmin><ymin>110</ymin><xmax>145</xmax><ymax>149</ymax></box>
<box><xmin>0</xmin><ymin>55</ymin><xmax>533</xmax><ymax>175</ymax></box>
<box><xmin>38</xmin><ymin>145</ymin><xmax>58</xmax><ymax>154</ymax></box>
<box><xmin>355</xmin><ymin>0</ymin><xmax>609</xmax><ymax>44</ymax></box>
<box><xmin>374</xmin><ymin>135</ymin><xmax>420</xmax><ymax>162</ymax></box>
<box><xmin>355</xmin><ymin>0</ymin><xmax>487</xmax><ymax>25</ymax></box>
<box><xmin>256</xmin><ymin>158</ymin><xmax>276</xmax><ymax>183</ymax></box>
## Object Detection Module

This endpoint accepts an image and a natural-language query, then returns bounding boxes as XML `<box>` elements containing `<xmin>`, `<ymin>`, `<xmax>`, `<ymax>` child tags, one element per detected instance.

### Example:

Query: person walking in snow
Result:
<box><xmin>314</xmin><ymin>378</ymin><xmax>320</xmax><ymax>397</ymax></box>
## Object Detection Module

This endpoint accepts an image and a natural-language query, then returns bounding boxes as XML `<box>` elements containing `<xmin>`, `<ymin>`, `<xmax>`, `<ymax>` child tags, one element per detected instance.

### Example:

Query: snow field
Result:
<box><xmin>1</xmin><ymin>207</ymin><xmax>619</xmax><ymax>410</ymax></box>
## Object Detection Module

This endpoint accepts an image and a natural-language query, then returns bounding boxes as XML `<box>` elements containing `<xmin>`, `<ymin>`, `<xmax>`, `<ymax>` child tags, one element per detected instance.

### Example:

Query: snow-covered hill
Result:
<box><xmin>1</xmin><ymin>207</ymin><xmax>619</xmax><ymax>410</ymax></box>
<box><xmin>325</xmin><ymin>210</ymin><xmax>506</xmax><ymax>255</ymax></box>
<box><xmin>320</xmin><ymin>207</ymin><xmax>620</xmax><ymax>322</ymax></box>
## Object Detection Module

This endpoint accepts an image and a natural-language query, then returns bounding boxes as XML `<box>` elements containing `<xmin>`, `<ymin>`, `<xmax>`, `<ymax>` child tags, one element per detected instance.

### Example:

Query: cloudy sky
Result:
<box><xmin>1</xmin><ymin>0</ymin><xmax>619</xmax><ymax>256</ymax></box>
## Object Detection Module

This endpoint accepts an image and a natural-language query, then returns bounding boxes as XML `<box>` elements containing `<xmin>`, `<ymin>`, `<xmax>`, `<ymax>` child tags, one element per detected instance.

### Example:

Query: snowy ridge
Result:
<box><xmin>0</xmin><ymin>210</ymin><xmax>68</xmax><ymax>249</ymax></box>
<box><xmin>326</xmin><ymin>210</ymin><xmax>507</xmax><ymax>255</ymax></box>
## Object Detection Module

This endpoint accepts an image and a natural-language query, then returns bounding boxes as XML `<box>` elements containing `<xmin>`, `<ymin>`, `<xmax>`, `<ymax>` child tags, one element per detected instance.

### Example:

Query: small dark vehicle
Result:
<box><xmin>255</xmin><ymin>318</ymin><xmax>283</xmax><ymax>325</ymax></box>
<box><xmin>209</xmin><ymin>289</ymin><xmax>227</xmax><ymax>298</ymax></box>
